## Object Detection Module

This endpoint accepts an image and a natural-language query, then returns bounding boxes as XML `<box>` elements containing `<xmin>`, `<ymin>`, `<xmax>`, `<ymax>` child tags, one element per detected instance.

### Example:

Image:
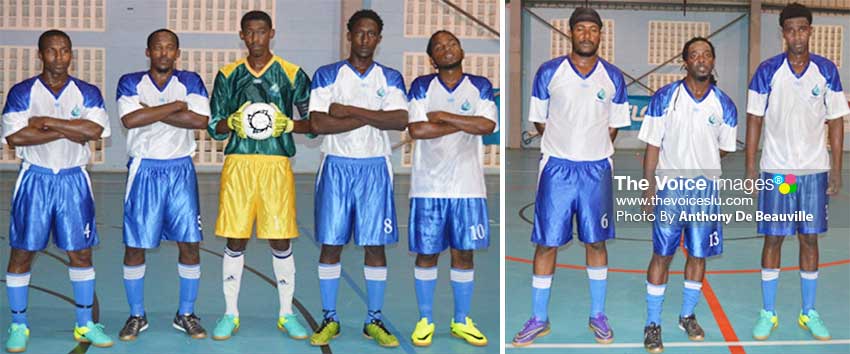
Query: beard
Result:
<box><xmin>154</xmin><ymin>64</ymin><xmax>173</xmax><ymax>74</ymax></box>
<box><xmin>694</xmin><ymin>73</ymin><xmax>711</xmax><ymax>82</ymax></box>
<box><xmin>436</xmin><ymin>58</ymin><xmax>463</xmax><ymax>70</ymax></box>
<box><xmin>573</xmin><ymin>43</ymin><xmax>599</xmax><ymax>57</ymax></box>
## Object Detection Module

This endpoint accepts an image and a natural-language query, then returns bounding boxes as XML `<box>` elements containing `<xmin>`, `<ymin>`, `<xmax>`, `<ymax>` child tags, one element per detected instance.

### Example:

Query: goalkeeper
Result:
<box><xmin>206</xmin><ymin>10</ymin><xmax>312</xmax><ymax>341</ymax></box>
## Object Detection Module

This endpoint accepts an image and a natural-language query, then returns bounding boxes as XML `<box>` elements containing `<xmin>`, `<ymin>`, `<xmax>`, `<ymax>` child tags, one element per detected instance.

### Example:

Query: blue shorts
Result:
<box><xmin>758</xmin><ymin>172</ymin><xmax>828</xmax><ymax>236</ymax></box>
<box><xmin>123</xmin><ymin>156</ymin><xmax>203</xmax><ymax>249</ymax></box>
<box><xmin>531</xmin><ymin>156</ymin><xmax>614</xmax><ymax>247</ymax></box>
<box><xmin>653</xmin><ymin>177</ymin><xmax>722</xmax><ymax>258</ymax></box>
<box><xmin>9</xmin><ymin>163</ymin><xmax>98</xmax><ymax>251</ymax></box>
<box><xmin>314</xmin><ymin>155</ymin><xmax>398</xmax><ymax>246</ymax></box>
<box><xmin>408</xmin><ymin>198</ymin><xmax>489</xmax><ymax>254</ymax></box>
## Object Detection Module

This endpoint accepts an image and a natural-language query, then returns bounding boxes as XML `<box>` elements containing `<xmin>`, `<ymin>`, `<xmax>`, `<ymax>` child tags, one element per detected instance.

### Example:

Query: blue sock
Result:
<box><xmin>450</xmin><ymin>269</ymin><xmax>474</xmax><ymax>322</ymax></box>
<box><xmin>178</xmin><ymin>263</ymin><xmax>201</xmax><ymax>315</ymax></box>
<box><xmin>800</xmin><ymin>271</ymin><xmax>818</xmax><ymax>313</ymax></box>
<box><xmin>680</xmin><ymin>280</ymin><xmax>703</xmax><ymax>317</ymax></box>
<box><xmin>531</xmin><ymin>275</ymin><xmax>552</xmax><ymax>321</ymax></box>
<box><xmin>761</xmin><ymin>268</ymin><xmax>779</xmax><ymax>313</ymax></box>
<box><xmin>70</xmin><ymin>267</ymin><xmax>95</xmax><ymax>327</ymax></box>
<box><xmin>123</xmin><ymin>264</ymin><xmax>145</xmax><ymax>316</ymax></box>
<box><xmin>414</xmin><ymin>266</ymin><xmax>438</xmax><ymax>323</ymax></box>
<box><xmin>587</xmin><ymin>267</ymin><xmax>608</xmax><ymax>317</ymax></box>
<box><xmin>365</xmin><ymin>266</ymin><xmax>387</xmax><ymax>323</ymax></box>
<box><xmin>646</xmin><ymin>282</ymin><xmax>666</xmax><ymax>326</ymax></box>
<box><xmin>6</xmin><ymin>273</ymin><xmax>30</xmax><ymax>326</ymax></box>
<box><xmin>318</xmin><ymin>263</ymin><xmax>341</xmax><ymax>321</ymax></box>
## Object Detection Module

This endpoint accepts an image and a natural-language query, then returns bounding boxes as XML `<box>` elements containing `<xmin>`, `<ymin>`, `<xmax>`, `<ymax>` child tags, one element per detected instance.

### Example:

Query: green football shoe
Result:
<box><xmin>363</xmin><ymin>319</ymin><xmax>399</xmax><ymax>348</ymax></box>
<box><xmin>5</xmin><ymin>323</ymin><xmax>29</xmax><ymax>353</ymax></box>
<box><xmin>278</xmin><ymin>314</ymin><xmax>308</xmax><ymax>339</ymax></box>
<box><xmin>799</xmin><ymin>310</ymin><xmax>831</xmax><ymax>341</ymax></box>
<box><xmin>450</xmin><ymin>317</ymin><xmax>488</xmax><ymax>346</ymax></box>
<box><xmin>212</xmin><ymin>314</ymin><xmax>240</xmax><ymax>340</ymax></box>
<box><xmin>73</xmin><ymin>321</ymin><xmax>113</xmax><ymax>348</ymax></box>
<box><xmin>310</xmin><ymin>318</ymin><xmax>340</xmax><ymax>346</ymax></box>
<box><xmin>752</xmin><ymin>309</ymin><xmax>778</xmax><ymax>340</ymax></box>
<box><xmin>411</xmin><ymin>317</ymin><xmax>435</xmax><ymax>347</ymax></box>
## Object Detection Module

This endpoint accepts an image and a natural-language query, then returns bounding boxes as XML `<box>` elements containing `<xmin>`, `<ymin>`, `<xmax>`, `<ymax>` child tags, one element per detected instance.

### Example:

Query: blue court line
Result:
<box><xmin>298</xmin><ymin>225</ymin><xmax>417</xmax><ymax>354</ymax></box>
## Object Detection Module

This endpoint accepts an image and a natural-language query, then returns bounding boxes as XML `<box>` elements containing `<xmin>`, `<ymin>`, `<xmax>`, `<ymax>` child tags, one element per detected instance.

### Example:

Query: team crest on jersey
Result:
<box><xmin>811</xmin><ymin>85</ymin><xmax>821</xmax><ymax>97</ymax></box>
<box><xmin>460</xmin><ymin>100</ymin><xmax>472</xmax><ymax>113</ymax></box>
<box><xmin>596</xmin><ymin>89</ymin><xmax>606</xmax><ymax>101</ymax></box>
<box><xmin>377</xmin><ymin>87</ymin><xmax>386</xmax><ymax>98</ymax></box>
<box><xmin>707</xmin><ymin>114</ymin><xmax>720</xmax><ymax>126</ymax></box>
<box><xmin>71</xmin><ymin>106</ymin><xmax>82</xmax><ymax>118</ymax></box>
<box><xmin>269</xmin><ymin>83</ymin><xmax>281</xmax><ymax>98</ymax></box>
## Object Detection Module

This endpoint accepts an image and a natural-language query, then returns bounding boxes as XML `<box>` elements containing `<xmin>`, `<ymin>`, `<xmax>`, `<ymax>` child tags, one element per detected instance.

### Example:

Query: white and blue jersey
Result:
<box><xmin>639</xmin><ymin>80</ymin><xmax>738</xmax><ymax>178</ymax></box>
<box><xmin>117</xmin><ymin>70</ymin><xmax>210</xmax><ymax>159</ymax></box>
<box><xmin>1</xmin><ymin>76</ymin><xmax>110</xmax><ymax>251</ymax></box>
<box><xmin>748</xmin><ymin>53</ymin><xmax>848</xmax><ymax>236</ymax></box>
<box><xmin>639</xmin><ymin>80</ymin><xmax>738</xmax><ymax>258</ymax></box>
<box><xmin>747</xmin><ymin>53</ymin><xmax>849</xmax><ymax>174</ymax></box>
<box><xmin>529</xmin><ymin>55</ymin><xmax>630</xmax><ymax>161</ymax></box>
<box><xmin>309</xmin><ymin>60</ymin><xmax>408</xmax><ymax>158</ymax></box>
<box><xmin>310</xmin><ymin>60</ymin><xmax>407</xmax><ymax>246</ymax></box>
<box><xmin>529</xmin><ymin>56</ymin><xmax>629</xmax><ymax>247</ymax></box>
<box><xmin>116</xmin><ymin>70</ymin><xmax>210</xmax><ymax>248</ymax></box>
<box><xmin>406</xmin><ymin>74</ymin><xmax>497</xmax><ymax>254</ymax></box>
<box><xmin>2</xmin><ymin>76</ymin><xmax>110</xmax><ymax>169</ymax></box>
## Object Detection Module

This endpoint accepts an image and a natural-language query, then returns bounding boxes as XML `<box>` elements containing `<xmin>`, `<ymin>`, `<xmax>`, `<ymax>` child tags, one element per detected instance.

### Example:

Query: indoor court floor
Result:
<box><xmin>505</xmin><ymin>149</ymin><xmax>850</xmax><ymax>354</ymax></box>
<box><xmin>0</xmin><ymin>171</ymin><xmax>500</xmax><ymax>354</ymax></box>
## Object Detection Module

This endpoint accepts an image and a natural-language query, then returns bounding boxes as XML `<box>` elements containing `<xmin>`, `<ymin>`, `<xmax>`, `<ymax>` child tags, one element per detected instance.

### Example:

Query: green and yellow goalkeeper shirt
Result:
<box><xmin>207</xmin><ymin>55</ymin><xmax>311</xmax><ymax>157</ymax></box>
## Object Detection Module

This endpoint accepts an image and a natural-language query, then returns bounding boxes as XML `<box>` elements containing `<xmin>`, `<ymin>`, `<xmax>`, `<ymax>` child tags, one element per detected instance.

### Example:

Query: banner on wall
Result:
<box><xmin>622</xmin><ymin>95</ymin><xmax>651</xmax><ymax>131</ymax></box>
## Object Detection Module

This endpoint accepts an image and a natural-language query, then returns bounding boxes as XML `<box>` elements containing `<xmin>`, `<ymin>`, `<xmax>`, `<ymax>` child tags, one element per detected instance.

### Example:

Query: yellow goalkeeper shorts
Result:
<box><xmin>215</xmin><ymin>154</ymin><xmax>299</xmax><ymax>239</ymax></box>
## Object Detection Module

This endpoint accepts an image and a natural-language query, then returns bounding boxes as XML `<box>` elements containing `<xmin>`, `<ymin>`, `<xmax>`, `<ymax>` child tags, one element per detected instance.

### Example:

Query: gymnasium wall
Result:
<box><xmin>0</xmin><ymin>0</ymin><xmax>500</xmax><ymax>173</ymax></box>
<box><xmin>513</xmin><ymin>6</ymin><xmax>850</xmax><ymax>151</ymax></box>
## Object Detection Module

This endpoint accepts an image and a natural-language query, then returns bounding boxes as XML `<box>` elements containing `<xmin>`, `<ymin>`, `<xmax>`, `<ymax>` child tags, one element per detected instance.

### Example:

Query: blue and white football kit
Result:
<box><xmin>528</xmin><ymin>56</ymin><xmax>630</xmax><ymax>247</ymax></box>
<box><xmin>309</xmin><ymin>60</ymin><xmax>407</xmax><ymax>325</ymax></box>
<box><xmin>747</xmin><ymin>53</ymin><xmax>849</xmax><ymax>236</ymax></box>
<box><xmin>310</xmin><ymin>60</ymin><xmax>407</xmax><ymax>247</ymax></box>
<box><xmin>116</xmin><ymin>69</ymin><xmax>210</xmax><ymax>320</ymax></box>
<box><xmin>2</xmin><ymin>76</ymin><xmax>110</xmax><ymax>251</ymax></box>
<box><xmin>407</xmin><ymin>74</ymin><xmax>497</xmax><ymax>255</ymax></box>
<box><xmin>638</xmin><ymin>80</ymin><xmax>738</xmax><ymax>258</ymax></box>
<box><xmin>2</xmin><ymin>75</ymin><xmax>110</xmax><ymax>332</ymax></box>
<box><xmin>117</xmin><ymin>70</ymin><xmax>209</xmax><ymax>249</ymax></box>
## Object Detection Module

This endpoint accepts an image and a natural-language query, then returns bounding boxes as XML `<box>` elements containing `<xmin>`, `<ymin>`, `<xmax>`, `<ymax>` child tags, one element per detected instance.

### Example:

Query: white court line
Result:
<box><xmin>506</xmin><ymin>339</ymin><xmax>850</xmax><ymax>349</ymax></box>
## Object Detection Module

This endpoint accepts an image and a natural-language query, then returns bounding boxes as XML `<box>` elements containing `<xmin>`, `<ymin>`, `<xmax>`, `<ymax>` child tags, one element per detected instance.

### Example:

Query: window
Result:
<box><xmin>168</xmin><ymin>0</ymin><xmax>274</xmax><ymax>33</ymax></box>
<box><xmin>0</xmin><ymin>0</ymin><xmax>105</xmax><ymax>31</ymax></box>
<box><xmin>402</xmin><ymin>52</ymin><xmax>499</xmax><ymax>88</ymax></box>
<box><xmin>787</xmin><ymin>25</ymin><xmax>843</xmax><ymax>68</ymax></box>
<box><xmin>404</xmin><ymin>0</ymin><xmax>499</xmax><ymax>39</ymax></box>
<box><xmin>648</xmin><ymin>21</ymin><xmax>710</xmax><ymax>65</ymax></box>
<box><xmin>648</xmin><ymin>73</ymin><xmax>684</xmax><ymax>92</ymax></box>
<box><xmin>550</xmin><ymin>18</ymin><xmax>615</xmax><ymax>62</ymax></box>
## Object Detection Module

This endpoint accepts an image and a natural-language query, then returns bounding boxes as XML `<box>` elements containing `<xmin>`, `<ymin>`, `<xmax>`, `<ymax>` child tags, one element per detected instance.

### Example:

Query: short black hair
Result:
<box><xmin>147</xmin><ymin>29</ymin><xmax>179</xmax><ymax>49</ymax></box>
<box><xmin>779</xmin><ymin>2</ymin><xmax>812</xmax><ymax>27</ymax></box>
<box><xmin>426</xmin><ymin>30</ymin><xmax>460</xmax><ymax>58</ymax></box>
<box><xmin>241</xmin><ymin>10</ymin><xmax>273</xmax><ymax>30</ymax></box>
<box><xmin>38</xmin><ymin>29</ymin><xmax>71</xmax><ymax>52</ymax></box>
<box><xmin>347</xmin><ymin>9</ymin><xmax>383</xmax><ymax>33</ymax></box>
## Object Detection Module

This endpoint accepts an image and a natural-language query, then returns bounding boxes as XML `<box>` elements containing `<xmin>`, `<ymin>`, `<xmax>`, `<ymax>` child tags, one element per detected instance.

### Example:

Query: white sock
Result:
<box><xmin>272</xmin><ymin>246</ymin><xmax>295</xmax><ymax>317</ymax></box>
<box><xmin>222</xmin><ymin>247</ymin><xmax>244</xmax><ymax>316</ymax></box>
